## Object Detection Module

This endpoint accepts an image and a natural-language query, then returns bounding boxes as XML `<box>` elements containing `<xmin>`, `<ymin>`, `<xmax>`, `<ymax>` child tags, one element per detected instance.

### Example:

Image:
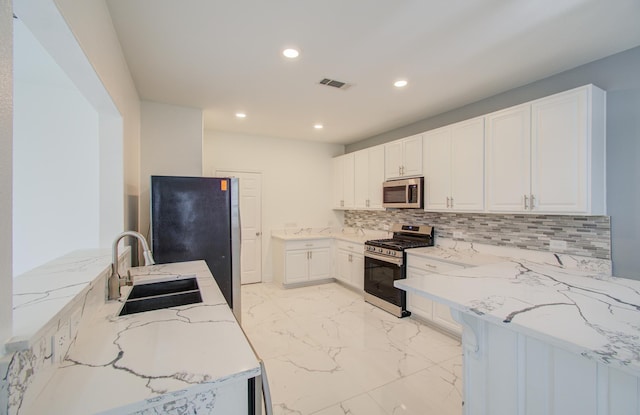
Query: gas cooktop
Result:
<box><xmin>365</xmin><ymin>224</ymin><xmax>434</xmax><ymax>252</ymax></box>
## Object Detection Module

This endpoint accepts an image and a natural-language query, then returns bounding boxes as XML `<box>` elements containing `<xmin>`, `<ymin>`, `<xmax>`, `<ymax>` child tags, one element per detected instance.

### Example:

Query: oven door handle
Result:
<box><xmin>365</xmin><ymin>251</ymin><xmax>403</xmax><ymax>266</ymax></box>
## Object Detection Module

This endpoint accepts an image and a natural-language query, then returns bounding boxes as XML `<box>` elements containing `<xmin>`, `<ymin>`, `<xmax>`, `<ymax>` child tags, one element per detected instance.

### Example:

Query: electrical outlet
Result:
<box><xmin>549</xmin><ymin>240</ymin><xmax>567</xmax><ymax>250</ymax></box>
<box><xmin>453</xmin><ymin>231</ymin><xmax>464</xmax><ymax>239</ymax></box>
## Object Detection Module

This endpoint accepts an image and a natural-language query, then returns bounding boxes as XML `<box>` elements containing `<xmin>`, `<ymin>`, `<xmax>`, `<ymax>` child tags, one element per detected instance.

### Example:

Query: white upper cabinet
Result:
<box><xmin>424</xmin><ymin>117</ymin><xmax>484</xmax><ymax>211</ymax></box>
<box><xmin>485</xmin><ymin>85</ymin><xmax>605</xmax><ymax>215</ymax></box>
<box><xmin>531</xmin><ymin>86</ymin><xmax>605</xmax><ymax>213</ymax></box>
<box><xmin>367</xmin><ymin>145</ymin><xmax>385</xmax><ymax>209</ymax></box>
<box><xmin>354</xmin><ymin>145</ymin><xmax>385</xmax><ymax>210</ymax></box>
<box><xmin>334</xmin><ymin>145</ymin><xmax>384</xmax><ymax>211</ymax></box>
<box><xmin>485</xmin><ymin>104</ymin><xmax>532</xmax><ymax>212</ymax></box>
<box><xmin>332</xmin><ymin>153</ymin><xmax>354</xmax><ymax>209</ymax></box>
<box><xmin>385</xmin><ymin>134</ymin><xmax>423</xmax><ymax>180</ymax></box>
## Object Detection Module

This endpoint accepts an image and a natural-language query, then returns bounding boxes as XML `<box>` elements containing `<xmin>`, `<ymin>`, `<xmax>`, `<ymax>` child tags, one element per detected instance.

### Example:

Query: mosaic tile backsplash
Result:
<box><xmin>344</xmin><ymin>210</ymin><xmax>611</xmax><ymax>260</ymax></box>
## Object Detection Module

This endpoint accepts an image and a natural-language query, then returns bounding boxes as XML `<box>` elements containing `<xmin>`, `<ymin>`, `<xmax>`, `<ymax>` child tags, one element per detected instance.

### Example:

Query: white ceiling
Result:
<box><xmin>106</xmin><ymin>0</ymin><xmax>640</xmax><ymax>145</ymax></box>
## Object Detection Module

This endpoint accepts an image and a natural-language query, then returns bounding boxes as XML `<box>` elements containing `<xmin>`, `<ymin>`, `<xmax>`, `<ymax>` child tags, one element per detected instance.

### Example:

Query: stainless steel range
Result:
<box><xmin>364</xmin><ymin>224</ymin><xmax>434</xmax><ymax>317</ymax></box>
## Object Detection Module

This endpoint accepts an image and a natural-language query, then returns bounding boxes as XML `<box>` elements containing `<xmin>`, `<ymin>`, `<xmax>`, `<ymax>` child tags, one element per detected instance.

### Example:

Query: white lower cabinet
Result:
<box><xmin>335</xmin><ymin>240</ymin><xmax>364</xmax><ymax>291</ymax></box>
<box><xmin>406</xmin><ymin>254</ymin><xmax>463</xmax><ymax>336</ymax></box>
<box><xmin>273</xmin><ymin>238</ymin><xmax>332</xmax><ymax>287</ymax></box>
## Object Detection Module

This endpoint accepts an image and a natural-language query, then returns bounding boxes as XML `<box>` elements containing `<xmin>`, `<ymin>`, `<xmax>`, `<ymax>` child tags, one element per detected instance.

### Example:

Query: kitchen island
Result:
<box><xmin>11</xmin><ymin>260</ymin><xmax>261</xmax><ymax>415</ymax></box>
<box><xmin>396</xmin><ymin>255</ymin><xmax>640</xmax><ymax>414</ymax></box>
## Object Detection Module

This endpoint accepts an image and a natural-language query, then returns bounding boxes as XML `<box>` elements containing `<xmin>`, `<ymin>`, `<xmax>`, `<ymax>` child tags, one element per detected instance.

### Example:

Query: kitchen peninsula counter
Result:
<box><xmin>16</xmin><ymin>261</ymin><xmax>261</xmax><ymax>415</ymax></box>
<box><xmin>396</xmin><ymin>253</ymin><xmax>640</xmax><ymax>414</ymax></box>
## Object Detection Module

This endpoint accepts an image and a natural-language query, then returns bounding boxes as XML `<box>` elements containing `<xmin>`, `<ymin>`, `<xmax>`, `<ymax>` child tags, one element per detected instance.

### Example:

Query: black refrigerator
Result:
<box><xmin>150</xmin><ymin>176</ymin><xmax>241</xmax><ymax>322</ymax></box>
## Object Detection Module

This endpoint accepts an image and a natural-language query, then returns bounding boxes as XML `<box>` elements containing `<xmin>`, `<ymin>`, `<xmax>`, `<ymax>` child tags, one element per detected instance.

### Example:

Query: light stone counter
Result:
<box><xmin>407</xmin><ymin>239</ymin><xmax>612</xmax><ymax>273</ymax></box>
<box><xmin>14</xmin><ymin>261</ymin><xmax>260</xmax><ymax>415</ymax></box>
<box><xmin>8</xmin><ymin>249</ymin><xmax>128</xmax><ymax>352</ymax></box>
<box><xmin>271</xmin><ymin>227</ymin><xmax>389</xmax><ymax>244</ymax></box>
<box><xmin>396</xmin><ymin>252</ymin><xmax>640</xmax><ymax>413</ymax></box>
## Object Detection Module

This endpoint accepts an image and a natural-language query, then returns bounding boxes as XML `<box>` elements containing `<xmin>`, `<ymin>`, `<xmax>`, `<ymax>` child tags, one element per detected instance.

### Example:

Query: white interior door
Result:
<box><xmin>216</xmin><ymin>170</ymin><xmax>262</xmax><ymax>284</ymax></box>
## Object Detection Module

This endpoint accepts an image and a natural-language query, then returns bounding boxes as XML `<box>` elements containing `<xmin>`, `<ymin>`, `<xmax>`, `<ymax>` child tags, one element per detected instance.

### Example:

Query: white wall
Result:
<box><xmin>0</xmin><ymin>0</ymin><xmax>13</xmax><ymax>350</ymax></box>
<box><xmin>12</xmin><ymin>20</ymin><xmax>100</xmax><ymax>276</ymax></box>
<box><xmin>140</xmin><ymin>101</ymin><xmax>203</xmax><ymax>238</ymax></box>
<box><xmin>203</xmin><ymin>130</ymin><xmax>344</xmax><ymax>281</ymax></box>
<box><xmin>53</xmin><ymin>0</ymin><xmax>141</xmax><ymax>242</ymax></box>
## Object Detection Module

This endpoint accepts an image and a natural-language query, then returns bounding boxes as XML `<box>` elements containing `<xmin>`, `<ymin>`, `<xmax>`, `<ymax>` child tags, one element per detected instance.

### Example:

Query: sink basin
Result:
<box><xmin>118</xmin><ymin>277</ymin><xmax>203</xmax><ymax>316</ymax></box>
<box><xmin>127</xmin><ymin>277</ymin><xmax>199</xmax><ymax>299</ymax></box>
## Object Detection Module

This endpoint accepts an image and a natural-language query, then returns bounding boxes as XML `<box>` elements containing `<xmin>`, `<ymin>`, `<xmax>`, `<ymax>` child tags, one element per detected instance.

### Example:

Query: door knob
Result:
<box><xmin>256</xmin><ymin>232</ymin><xmax>262</xmax><ymax>236</ymax></box>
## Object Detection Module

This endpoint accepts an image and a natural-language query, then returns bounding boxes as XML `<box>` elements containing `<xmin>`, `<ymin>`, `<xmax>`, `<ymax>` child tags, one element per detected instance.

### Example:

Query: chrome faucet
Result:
<box><xmin>108</xmin><ymin>231</ymin><xmax>155</xmax><ymax>301</ymax></box>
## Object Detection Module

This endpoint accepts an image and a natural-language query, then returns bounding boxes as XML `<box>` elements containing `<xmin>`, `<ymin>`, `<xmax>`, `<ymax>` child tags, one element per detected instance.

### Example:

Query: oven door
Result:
<box><xmin>363</xmin><ymin>252</ymin><xmax>409</xmax><ymax>317</ymax></box>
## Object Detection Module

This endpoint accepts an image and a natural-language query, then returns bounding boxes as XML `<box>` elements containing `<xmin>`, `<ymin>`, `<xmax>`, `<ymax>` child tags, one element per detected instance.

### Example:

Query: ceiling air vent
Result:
<box><xmin>319</xmin><ymin>78</ymin><xmax>351</xmax><ymax>90</ymax></box>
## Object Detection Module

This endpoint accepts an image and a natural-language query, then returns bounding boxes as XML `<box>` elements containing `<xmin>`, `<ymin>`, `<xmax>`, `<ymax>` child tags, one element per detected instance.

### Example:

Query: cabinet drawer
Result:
<box><xmin>335</xmin><ymin>240</ymin><xmax>364</xmax><ymax>253</ymax></box>
<box><xmin>406</xmin><ymin>255</ymin><xmax>465</xmax><ymax>273</ymax></box>
<box><xmin>286</xmin><ymin>238</ymin><xmax>331</xmax><ymax>251</ymax></box>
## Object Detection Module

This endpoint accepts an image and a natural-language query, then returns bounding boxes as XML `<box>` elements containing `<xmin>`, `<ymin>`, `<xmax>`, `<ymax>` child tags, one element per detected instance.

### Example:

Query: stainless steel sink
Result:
<box><xmin>118</xmin><ymin>277</ymin><xmax>202</xmax><ymax>316</ymax></box>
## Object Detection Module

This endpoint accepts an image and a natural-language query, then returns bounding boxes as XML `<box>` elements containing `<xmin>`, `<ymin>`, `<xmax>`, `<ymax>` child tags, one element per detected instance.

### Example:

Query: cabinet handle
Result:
<box><xmin>530</xmin><ymin>194</ymin><xmax>535</xmax><ymax>210</ymax></box>
<box><xmin>450</xmin><ymin>197</ymin><xmax>453</xmax><ymax>208</ymax></box>
<box><xmin>309</xmin><ymin>251</ymin><xmax>312</xmax><ymax>260</ymax></box>
<box><xmin>524</xmin><ymin>195</ymin><xmax>529</xmax><ymax>210</ymax></box>
<box><xmin>446</xmin><ymin>197</ymin><xmax>450</xmax><ymax>208</ymax></box>
<box><xmin>349</xmin><ymin>254</ymin><xmax>352</xmax><ymax>262</ymax></box>
<box><xmin>424</xmin><ymin>263</ymin><xmax>437</xmax><ymax>269</ymax></box>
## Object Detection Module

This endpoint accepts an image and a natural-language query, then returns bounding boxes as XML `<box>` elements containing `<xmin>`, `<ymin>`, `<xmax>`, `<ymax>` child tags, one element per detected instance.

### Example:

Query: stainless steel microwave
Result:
<box><xmin>382</xmin><ymin>177</ymin><xmax>424</xmax><ymax>209</ymax></box>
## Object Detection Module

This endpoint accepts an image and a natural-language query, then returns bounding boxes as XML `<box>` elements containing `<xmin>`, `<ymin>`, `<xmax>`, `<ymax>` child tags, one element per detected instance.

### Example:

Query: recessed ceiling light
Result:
<box><xmin>394</xmin><ymin>80</ymin><xmax>408</xmax><ymax>88</ymax></box>
<box><xmin>282</xmin><ymin>48</ymin><xmax>300</xmax><ymax>59</ymax></box>
<box><xmin>314</xmin><ymin>124</ymin><xmax>323</xmax><ymax>130</ymax></box>
<box><xmin>235</xmin><ymin>112</ymin><xmax>247</xmax><ymax>118</ymax></box>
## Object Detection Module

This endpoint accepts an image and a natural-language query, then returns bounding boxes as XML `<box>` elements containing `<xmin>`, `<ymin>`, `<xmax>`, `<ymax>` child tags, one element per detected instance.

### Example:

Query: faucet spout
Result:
<box><xmin>108</xmin><ymin>231</ymin><xmax>155</xmax><ymax>301</ymax></box>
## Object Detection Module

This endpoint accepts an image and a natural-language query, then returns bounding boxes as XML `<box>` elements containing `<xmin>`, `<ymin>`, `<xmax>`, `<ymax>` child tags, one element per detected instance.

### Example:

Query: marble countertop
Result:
<box><xmin>407</xmin><ymin>239</ymin><xmax>613</xmax><ymax>274</ymax></box>
<box><xmin>406</xmin><ymin>245</ymin><xmax>502</xmax><ymax>267</ymax></box>
<box><xmin>271</xmin><ymin>227</ymin><xmax>389</xmax><ymax>244</ymax></box>
<box><xmin>19</xmin><ymin>260</ymin><xmax>261</xmax><ymax>414</ymax></box>
<box><xmin>396</xmin><ymin>258</ymin><xmax>640</xmax><ymax>377</ymax></box>
<box><xmin>8</xmin><ymin>249</ymin><xmax>125</xmax><ymax>351</ymax></box>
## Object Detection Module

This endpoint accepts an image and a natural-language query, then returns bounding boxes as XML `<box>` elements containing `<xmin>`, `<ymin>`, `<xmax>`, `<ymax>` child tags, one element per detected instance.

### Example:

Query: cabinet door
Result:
<box><xmin>354</xmin><ymin>150</ymin><xmax>369</xmax><ymax>209</ymax></box>
<box><xmin>384</xmin><ymin>140</ymin><xmax>403</xmax><ymax>179</ymax></box>
<box><xmin>332</xmin><ymin>157</ymin><xmax>345</xmax><ymax>209</ymax></box>
<box><xmin>285</xmin><ymin>250</ymin><xmax>309</xmax><ymax>283</ymax></box>
<box><xmin>451</xmin><ymin>117</ymin><xmax>485</xmax><ymax>211</ymax></box>
<box><xmin>308</xmin><ymin>248</ymin><xmax>331</xmax><ymax>280</ymax></box>
<box><xmin>336</xmin><ymin>249</ymin><xmax>351</xmax><ymax>284</ymax></box>
<box><xmin>367</xmin><ymin>146</ymin><xmax>385</xmax><ymax>209</ymax></box>
<box><xmin>351</xmin><ymin>253</ymin><xmax>364</xmax><ymax>291</ymax></box>
<box><xmin>402</xmin><ymin>134</ymin><xmax>423</xmax><ymax>177</ymax></box>
<box><xmin>485</xmin><ymin>104</ymin><xmax>531</xmax><ymax>212</ymax></box>
<box><xmin>342</xmin><ymin>154</ymin><xmax>355</xmax><ymax>209</ymax></box>
<box><xmin>405</xmin><ymin>266</ymin><xmax>433</xmax><ymax>321</ymax></box>
<box><xmin>531</xmin><ymin>88</ymin><xmax>588</xmax><ymax>213</ymax></box>
<box><xmin>423</xmin><ymin>127</ymin><xmax>451</xmax><ymax>210</ymax></box>
<box><xmin>432</xmin><ymin>302</ymin><xmax>461</xmax><ymax>336</ymax></box>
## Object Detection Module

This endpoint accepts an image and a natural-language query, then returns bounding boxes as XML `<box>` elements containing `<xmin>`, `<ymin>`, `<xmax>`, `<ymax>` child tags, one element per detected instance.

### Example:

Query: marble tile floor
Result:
<box><xmin>241</xmin><ymin>282</ymin><xmax>463</xmax><ymax>415</ymax></box>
